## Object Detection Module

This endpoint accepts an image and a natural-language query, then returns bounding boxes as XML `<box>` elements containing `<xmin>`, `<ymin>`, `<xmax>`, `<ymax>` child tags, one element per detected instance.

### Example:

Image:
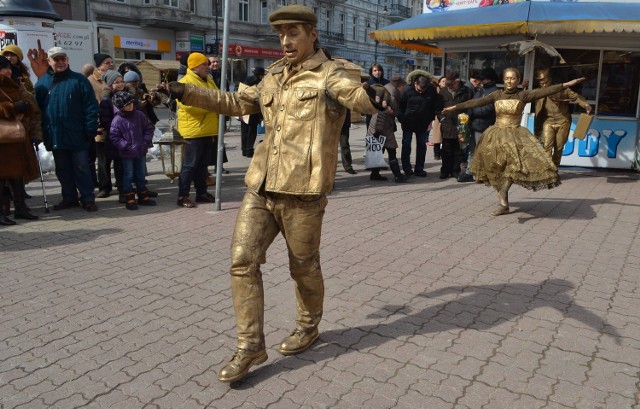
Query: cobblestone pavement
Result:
<box><xmin>2</xmin><ymin>118</ymin><xmax>640</xmax><ymax>409</ymax></box>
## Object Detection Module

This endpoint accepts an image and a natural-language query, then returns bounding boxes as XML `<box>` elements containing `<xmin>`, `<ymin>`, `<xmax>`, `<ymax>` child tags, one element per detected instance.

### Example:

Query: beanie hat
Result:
<box><xmin>93</xmin><ymin>53</ymin><xmax>111</xmax><ymax>67</ymax></box>
<box><xmin>103</xmin><ymin>70</ymin><xmax>122</xmax><ymax>87</ymax></box>
<box><xmin>187</xmin><ymin>52</ymin><xmax>208</xmax><ymax>70</ymax></box>
<box><xmin>1</xmin><ymin>45</ymin><xmax>24</xmax><ymax>61</ymax></box>
<box><xmin>112</xmin><ymin>91</ymin><xmax>134</xmax><ymax>109</ymax></box>
<box><xmin>123</xmin><ymin>71</ymin><xmax>140</xmax><ymax>83</ymax></box>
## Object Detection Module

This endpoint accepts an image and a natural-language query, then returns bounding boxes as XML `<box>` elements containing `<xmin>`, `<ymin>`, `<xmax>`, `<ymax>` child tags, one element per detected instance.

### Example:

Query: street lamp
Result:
<box><xmin>373</xmin><ymin>0</ymin><xmax>388</xmax><ymax>63</ymax></box>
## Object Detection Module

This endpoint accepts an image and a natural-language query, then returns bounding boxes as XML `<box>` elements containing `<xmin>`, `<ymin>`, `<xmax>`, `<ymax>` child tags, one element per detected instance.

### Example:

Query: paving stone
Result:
<box><xmin>2</xmin><ymin>121</ymin><xmax>640</xmax><ymax>407</ymax></box>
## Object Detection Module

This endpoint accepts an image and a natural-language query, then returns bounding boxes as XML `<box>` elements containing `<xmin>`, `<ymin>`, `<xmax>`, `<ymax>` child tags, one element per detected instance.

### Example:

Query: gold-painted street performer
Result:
<box><xmin>442</xmin><ymin>68</ymin><xmax>585</xmax><ymax>216</ymax></box>
<box><xmin>534</xmin><ymin>68</ymin><xmax>592</xmax><ymax>167</ymax></box>
<box><xmin>165</xmin><ymin>5</ymin><xmax>391</xmax><ymax>383</ymax></box>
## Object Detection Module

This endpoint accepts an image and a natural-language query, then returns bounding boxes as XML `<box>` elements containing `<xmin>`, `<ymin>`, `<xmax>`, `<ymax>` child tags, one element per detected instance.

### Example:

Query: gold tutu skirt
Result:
<box><xmin>470</xmin><ymin>125</ymin><xmax>560</xmax><ymax>191</ymax></box>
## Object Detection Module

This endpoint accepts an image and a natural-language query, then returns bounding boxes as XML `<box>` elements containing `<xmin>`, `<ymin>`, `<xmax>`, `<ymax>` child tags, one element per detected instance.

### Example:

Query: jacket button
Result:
<box><xmin>277</xmin><ymin>125</ymin><xmax>281</xmax><ymax>131</ymax></box>
<box><xmin>280</xmin><ymin>105</ymin><xmax>284</xmax><ymax>111</ymax></box>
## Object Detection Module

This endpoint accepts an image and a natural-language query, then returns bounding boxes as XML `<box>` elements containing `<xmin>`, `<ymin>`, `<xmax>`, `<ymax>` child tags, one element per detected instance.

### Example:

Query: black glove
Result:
<box><xmin>363</xmin><ymin>83</ymin><xmax>391</xmax><ymax>111</ymax></box>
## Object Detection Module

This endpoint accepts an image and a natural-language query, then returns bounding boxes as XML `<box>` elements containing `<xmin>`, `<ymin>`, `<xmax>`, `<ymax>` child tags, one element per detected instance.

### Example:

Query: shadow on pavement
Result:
<box><xmin>237</xmin><ymin>278</ymin><xmax>621</xmax><ymax>387</ymax></box>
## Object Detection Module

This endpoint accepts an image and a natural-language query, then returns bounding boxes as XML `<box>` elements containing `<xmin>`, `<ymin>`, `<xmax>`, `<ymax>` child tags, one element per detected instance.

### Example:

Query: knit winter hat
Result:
<box><xmin>187</xmin><ymin>53</ymin><xmax>208</xmax><ymax>70</ymax></box>
<box><xmin>1</xmin><ymin>45</ymin><xmax>24</xmax><ymax>61</ymax></box>
<box><xmin>93</xmin><ymin>53</ymin><xmax>111</xmax><ymax>67</ymax></box>
<box><xmin>123</xmin><ymin>71</ymin><xmax>140</xmax><ymax>83</ymax></box>
<box><xmin>112</xmin><ymin>91</ymin><xmax>134</xmax><ymax>109</ymax></box>
<box><xmin>103</xmin><ymin>70</ymin><xmax>122</xmax><ymax>87</ymax></box>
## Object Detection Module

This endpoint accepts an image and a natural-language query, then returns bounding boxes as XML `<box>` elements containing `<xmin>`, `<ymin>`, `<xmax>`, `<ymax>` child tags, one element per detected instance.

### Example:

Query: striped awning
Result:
<box><xmin>372</xmin><ymin>2</ymin><xmax>640</xmax><ymax>54</ymax></box>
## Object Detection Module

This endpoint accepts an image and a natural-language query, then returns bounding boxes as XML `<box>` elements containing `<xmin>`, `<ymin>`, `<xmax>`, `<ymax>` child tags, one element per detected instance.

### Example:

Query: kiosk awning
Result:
<box><xmin>372</xmin><ymin>2</ymin><xmax>640</xmax><ymax>54</ymax></box>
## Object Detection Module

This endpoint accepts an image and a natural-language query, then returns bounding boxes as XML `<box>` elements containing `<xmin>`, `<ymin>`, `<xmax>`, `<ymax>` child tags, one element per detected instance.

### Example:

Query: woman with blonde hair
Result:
<box><xmin>1</xmin><ymin>45</ymin><xmax>34</xmax><ymax>93</ymax></box>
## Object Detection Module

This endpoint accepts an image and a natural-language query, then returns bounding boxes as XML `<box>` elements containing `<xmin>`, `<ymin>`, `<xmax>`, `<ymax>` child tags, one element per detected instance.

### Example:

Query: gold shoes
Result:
<box><xmin>218</xmin><ymin>348</ymin><xmax>268</xmax><ymax>383</ymax></box>
<box><xmin>492</xmin><ymin>205</ymin><xmax>510</xmax><ymax>216</ymax></box>
<box><xmin>278</xmin><ymin>327</ymin><xmax>319</xmax><ymax>356</ymax></box>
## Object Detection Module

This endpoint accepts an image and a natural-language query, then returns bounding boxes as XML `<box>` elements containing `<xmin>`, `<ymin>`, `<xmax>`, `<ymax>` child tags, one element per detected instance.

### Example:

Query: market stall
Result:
<box><xmin>372</xmin><ymin>1</ymin><xmax>640</xmax><ymax>170</ymax></box>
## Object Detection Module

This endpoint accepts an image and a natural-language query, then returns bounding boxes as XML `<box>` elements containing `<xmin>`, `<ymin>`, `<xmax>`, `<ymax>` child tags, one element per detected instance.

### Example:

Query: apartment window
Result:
<box><xmin>352</xmin><ymin>17</ymin><xmax>357</xmax><ymax>41</ymax></box>
<box><xmin>325</xmin><ymin>10</ymin><xmax>331</xmax><ymax>32</ymax></box>
<box><xmin>212</xmin><ymin>0</ymin><xmax>223</xmax><ymax>17</ymax></box>
<box><xmin>113</xmin><ymin>0</ymin><xmax>125</xmax><ymax>3</ymax></box>
<box><xmin>189</xmin><ymin>0</ymin><xmax>196</xmax><ymax>13</ymax></box>
<box><xmin>277</xmin><ymin>0</ymin><xmax>286</xmax><ymax>6</ymax></box>
<box><xmin>239</xmin><ymin>0</ymin><xmax>249</xmax><ymax>21</ymax></box>
<box><xmin>339</xmin><ymin>14</ymin><xmax>345</xmax><ymax>35</ymax></box>
<box><xmin>143</xmin><ymin>0</ymin><xmax>151</xmax><ymax>4</ymax></box>
<box><xmin>261</xmin><ymin>1</ymin><xmax>268</xmax><ymax>24</ymax></box>
<box><xmin>163</xmin><ymin>0</ymin><xmax>178</xmax><ymax>7</ymax></box>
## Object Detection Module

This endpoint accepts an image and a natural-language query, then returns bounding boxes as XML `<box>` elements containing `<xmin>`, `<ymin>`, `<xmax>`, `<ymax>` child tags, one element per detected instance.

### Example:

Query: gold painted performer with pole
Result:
<box><xmin>165</xmin><ymin>5</ymin><xmax>391</xmax><ymax>383</ymax></box>
<box><xmin>442</xmin><ymin>68</ymin><xmax>585</xmax><ymax>216</ymax></box>
<box><xmin>534</xmin><ymin>68</ymin><xmax>592</xmax><ymax>168</ymax></box>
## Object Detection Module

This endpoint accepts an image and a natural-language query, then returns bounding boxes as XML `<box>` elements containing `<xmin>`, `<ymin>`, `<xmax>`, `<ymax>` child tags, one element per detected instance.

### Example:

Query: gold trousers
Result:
<box><xmin>230</xmin><ymin>189</ymin><xmax>328</xmax><ymax>351</ymax></box>
<box><xmin>540</xmin><ymin>120</ymin><xmax>570</xmax><ymax>167</ymax></box>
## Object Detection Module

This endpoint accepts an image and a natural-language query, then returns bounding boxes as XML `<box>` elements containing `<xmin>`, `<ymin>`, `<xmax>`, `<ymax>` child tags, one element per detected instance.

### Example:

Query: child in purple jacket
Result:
<box><xmin>109</xmin><ymin>91</ymin><xmax>156</xmax><ymax>210</ymax></box>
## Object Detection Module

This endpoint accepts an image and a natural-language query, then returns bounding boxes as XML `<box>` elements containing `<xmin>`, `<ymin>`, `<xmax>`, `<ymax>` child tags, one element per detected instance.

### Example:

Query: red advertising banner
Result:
<box><xmin>225</xmin><ymin>44</ymin><xmax>283</xmax><ymax>58</ymax></box>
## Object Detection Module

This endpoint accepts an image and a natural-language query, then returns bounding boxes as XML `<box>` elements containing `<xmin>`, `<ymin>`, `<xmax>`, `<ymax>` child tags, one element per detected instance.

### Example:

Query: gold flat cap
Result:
<box><xmin>269</xmin><ymin>5</ymin><xmax>317</xmax><ymax>27</ymax></box>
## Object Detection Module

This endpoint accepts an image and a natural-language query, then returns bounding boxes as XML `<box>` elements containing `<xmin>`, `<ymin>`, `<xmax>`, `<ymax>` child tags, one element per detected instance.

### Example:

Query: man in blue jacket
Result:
<box><xmin>35</xmin><ymin>47</ymin><xmax>99</xmax><ymax>212</ymax></box>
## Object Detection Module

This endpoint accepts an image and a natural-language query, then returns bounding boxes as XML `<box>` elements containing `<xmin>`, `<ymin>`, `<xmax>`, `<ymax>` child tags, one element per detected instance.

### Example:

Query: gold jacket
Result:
<box><xmin>534</xmin><ymin>86</ymin><xmax>590</xmax><ymax>134</ymax></box>
<box><xmin>181</xmin><ymin>50</ymin><xmax>379</xmax><ymax>195</ymax></box>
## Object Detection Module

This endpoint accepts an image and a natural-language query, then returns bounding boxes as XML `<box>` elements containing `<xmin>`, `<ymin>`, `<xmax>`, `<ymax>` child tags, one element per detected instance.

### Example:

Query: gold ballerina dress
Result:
<box><xmin>456</xmin><ymin>86</ymin><xmax>563</xmax><ymax>191</ymax></box>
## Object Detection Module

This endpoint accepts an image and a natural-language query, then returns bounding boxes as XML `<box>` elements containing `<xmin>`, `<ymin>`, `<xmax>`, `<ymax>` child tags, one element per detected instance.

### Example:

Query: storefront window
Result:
<box><xmin>536</xmin><ymin>48</ymin><xmax>639</xmax><ymax>118</ymax></box>
<box><xmin>446</xmin><ymin>51</ymin><xmax>524</xmax><ymax>84</ymax></box>
<box><xmin>469</xmin><ymin>51</ymin><xmax>524</xmax><ymax>85</ymax></box>
<box><xmin>598</xmin><ymin>51</ymin><xmax>639</xmax><ymax>117</ymax></box>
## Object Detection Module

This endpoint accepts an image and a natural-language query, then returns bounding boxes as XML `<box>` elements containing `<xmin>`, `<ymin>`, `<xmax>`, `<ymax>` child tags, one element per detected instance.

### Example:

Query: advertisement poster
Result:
<box><xmin>423</xmin><ymin>0</ymin><xmax>637</xmax><ymax>13</ymax></box>
<box><xmin>526</xmin><ymin>115</ymin><xmax>639</xmax><ymax>169</ymax></box>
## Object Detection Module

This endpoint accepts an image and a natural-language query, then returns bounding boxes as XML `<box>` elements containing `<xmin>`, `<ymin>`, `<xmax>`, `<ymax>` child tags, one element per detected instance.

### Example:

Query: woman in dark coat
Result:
<box><xmin>365</xmin><ymin>63</ymin><xmax>390</xmax><ymax>129</ymax></box>
<box><xmin>0</xmin><ymin>57</ymin><xmax>41</xmax><ymax>225</ymax></box>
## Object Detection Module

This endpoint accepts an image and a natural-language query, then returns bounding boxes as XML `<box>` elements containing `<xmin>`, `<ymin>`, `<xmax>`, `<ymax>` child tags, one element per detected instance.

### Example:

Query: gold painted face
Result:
<box><xmin>538</xmin><ymin>77</ymin><xmax>551</xmax><ymax>88</ymax></box>
<box><xmin>276</xmin><ymin>23</ymin><xmax>317</xmax><ymax>66</ymax></box>
<box><xmin>503</xmin><ymin>69</ymin><xmax>520</xmax><ymax>91</ymax></box>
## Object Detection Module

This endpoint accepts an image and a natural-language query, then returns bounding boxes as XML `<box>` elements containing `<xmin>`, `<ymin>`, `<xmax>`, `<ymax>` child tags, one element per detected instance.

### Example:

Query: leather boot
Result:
<box><xmin>279</xmin><ymin>327</ymin><xmax>320</xmax><ymax>356</ymax></box>
<box><xmin>0</xmin><ymin>183</ymin><xmax>16</xmax><ymax>225</ymax></box>
<box><xmin>125</xmin><ymin>192</ymin><xmax>138</xmax><ymax>210</ymax></box>
<box><xmin>2</xmin><ymin>185</ymin><xmax>11</xmax><ymax>215</ymax></box>
<box><xmin>279</xmin><ymin>264</ymin><xmax>324</xmax><ymax>355</ymax></box>
<box><xmin>389</xmin><ymin>159</ymin><xmax>409</xmax><ymax>183</ymax></box>
<box><xmin>12</xmin><ymin>180</ymin><xmax>38</xmax><ymax>220</ymax></box>
<box><xmin>218</xmin><ymin>270</ymin><xmax>267</xmax><ymax>382</ymax></box>
<box><xmin>137</xmin><ymin>190</ymin><xmax>157</xmax><ymax>206</ymax></box>
<box><xmin>492</xmin><ymin>180</ymin><xmax>512</xmax><ymax>216</ymax></box>
<box><xmin>369</xmin><ymin>169</ymin><xmax>389</xmax><ymax>181</ymax></box>
<box><xmin>218</xmin><ymin>348</ymin><xmax>268</xmax><ymax>383</ymax></box>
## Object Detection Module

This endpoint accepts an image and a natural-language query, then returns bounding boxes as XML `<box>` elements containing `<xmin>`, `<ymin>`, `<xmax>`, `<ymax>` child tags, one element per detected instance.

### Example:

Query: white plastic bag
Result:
<box><xmin>364</xmin><ymin>135</ymin><xmax>388</xmax><ymax>170</ymax></box>
<box><xmin>35</xmin><ymin>143</ymin><xmax>55</xmax><ymax>173</ymax></box>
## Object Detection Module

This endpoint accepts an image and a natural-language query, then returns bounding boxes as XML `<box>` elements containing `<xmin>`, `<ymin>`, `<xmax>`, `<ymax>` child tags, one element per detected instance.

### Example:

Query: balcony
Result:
<box><xmin>317</xmin><ymin>29</ymin><xmax>345</xmax><ymax>46</ymax></box>
<box><xmin>386</xmin><ymin>4</ymin><xmax>412</xmax><ymax>22</ymax></box>
<box><xmin>91</xmin><ymin>0</ymin><xmax>193</xmax><ymax>29</ymax></box>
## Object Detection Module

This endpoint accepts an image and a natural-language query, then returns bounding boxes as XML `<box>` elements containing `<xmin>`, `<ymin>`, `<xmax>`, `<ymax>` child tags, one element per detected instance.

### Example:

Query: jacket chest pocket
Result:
<box><xmin>288</xmin><ymin>89</ymin><xmax>318</xmax><ymax>121</ymax></box>
<box><xmin>260</xmin><ymin>93</ymin><xmax>275</xmax><ymax>124</ymax></box>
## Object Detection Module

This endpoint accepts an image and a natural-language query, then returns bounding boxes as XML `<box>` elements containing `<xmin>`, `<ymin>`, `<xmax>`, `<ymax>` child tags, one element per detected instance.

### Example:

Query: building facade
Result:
<box><xmin>48</xmin><ymin>0</ymin><xmax>423</xmax><ymax>85</ymax></box>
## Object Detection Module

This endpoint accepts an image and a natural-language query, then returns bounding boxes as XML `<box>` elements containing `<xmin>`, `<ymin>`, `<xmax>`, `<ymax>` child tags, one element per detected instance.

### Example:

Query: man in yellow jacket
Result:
<box><xmin>176</xmin><ymin>52</ymin><xmax>218</xmax><ymax>207</ymax></box>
